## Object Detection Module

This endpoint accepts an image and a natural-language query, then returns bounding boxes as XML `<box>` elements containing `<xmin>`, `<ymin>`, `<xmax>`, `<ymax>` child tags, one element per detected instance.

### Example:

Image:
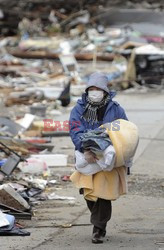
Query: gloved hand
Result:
<box><xmin>84</xmin><ymin>150</ymin><xmax>98</xmax><ymax>164</ymax></box>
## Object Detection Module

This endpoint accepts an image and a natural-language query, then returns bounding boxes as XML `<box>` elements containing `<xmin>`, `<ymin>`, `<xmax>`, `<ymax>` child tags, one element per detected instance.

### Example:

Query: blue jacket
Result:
<box><xmin>69</xmin><ymin>91</ymin><xmax>128</xmax><ymax>152</ymax></box>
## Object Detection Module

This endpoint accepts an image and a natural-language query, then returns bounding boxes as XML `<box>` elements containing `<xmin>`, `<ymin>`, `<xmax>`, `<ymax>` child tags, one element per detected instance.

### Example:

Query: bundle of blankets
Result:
<box><xmin>70</xmin><ymin>119</ymin><xmax>139</xmax><ymax>201</ymax></box>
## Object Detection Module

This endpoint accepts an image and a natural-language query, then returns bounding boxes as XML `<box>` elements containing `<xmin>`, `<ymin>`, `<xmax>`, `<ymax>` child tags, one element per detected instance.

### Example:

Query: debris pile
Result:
<box><xmin>0</xmin><ymin>123</ymin><xmax>73</xmax><ymax>236</ymax></box>
<box><xmin>0</xmin><ymin>0</ymin><xmax>164</xmax><ymax>36</ymax></box>
<box><xmin>0</xmin><ymin>104</ymin><xmax>72</xmax><ymax>237</ymax></box>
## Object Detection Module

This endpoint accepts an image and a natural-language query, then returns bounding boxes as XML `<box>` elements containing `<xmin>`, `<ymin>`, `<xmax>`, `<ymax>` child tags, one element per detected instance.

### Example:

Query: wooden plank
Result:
<box><xmin>9</xmin><ymin>50</ymin><xmax>115</xmax><ymax>62</ymax></box>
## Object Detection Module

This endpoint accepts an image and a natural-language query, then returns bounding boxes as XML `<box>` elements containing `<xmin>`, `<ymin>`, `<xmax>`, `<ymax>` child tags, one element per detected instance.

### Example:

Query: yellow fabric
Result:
<box><xmin>102</xmin><ymin>119</ymin><xmax>139</xmax><ymax>167</ymax></box>
<box><xmin>70</xmin><ymin>167</ymin><xmax>127</xmax><ymax>201</ymax></box>
<box><xmin>70</xmin><ymin>119</ymin><xmax>139</xmax><ymax>201</ymax></box>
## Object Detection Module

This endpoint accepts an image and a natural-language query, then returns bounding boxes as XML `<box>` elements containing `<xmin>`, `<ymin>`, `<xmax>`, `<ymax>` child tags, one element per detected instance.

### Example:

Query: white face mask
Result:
<box><xmin>88</xmin><ymin>90</ymin><xmax>104</xmax><ymax>102</ymax></box>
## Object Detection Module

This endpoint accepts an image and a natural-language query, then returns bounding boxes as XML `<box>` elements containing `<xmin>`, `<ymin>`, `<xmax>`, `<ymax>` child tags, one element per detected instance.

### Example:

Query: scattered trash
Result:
<box><xmin>47</xmin><ymin>192</ymin><xmax>75</xmax><ymax>200</ymax></box>
<box><xmin>0</xmin><ymin>154</ymin><xmax>21</xmax><ymax>176</ymax></box>
<box><xmin>0</xmin><ymin>117</ymin><xmax>24</xmax><ymax>136</ymax></box>
<box><xmin>61</xmin><ymin>175</ymin><xmax>71</xmax><ymax>182</ymax></box>
<box><xmin>30</xmin><ymin>154</ymin><xmax>68</xmax><ymax>167</ymax></box>
<box><xmin>30</xmin><ymin>105</ymin><xmax>47</xmax><ymax>117</ymax></box>
<box><xmin>59</xmin><ymin>53</ymin><xmax>79</xmax><ymax>75</ymax></box>
<box><xmin>0</xmin><ymin>212</ymin><xmax>30</xmax><ymax>236</ymax></box>
<box><xmin>18</xmin><ymin>158</ymin><xmax>49</xmax><ymax>175</ymax></box>
<box><xmin>23</xmin><ymin>176</ymin><xmax>48</xmax><ymax>190</ymax></box>
<box><xmin>0</xmin><ymin>184</ymin><xmax>30</xmax><ymax>211</ymax></box>
<box><xmin>0</xmin><ymin>141</ymin><xmax>25</xmax><ymax>176</ymax></box>
<box><xmin>48</xmin><ymin>180</ymin><xmax>57</xmax><ymax>185</ymax></box>
<box><xmin>16</xmin><ymin>114</ymin><xmax>35</xmax><ymax>130</ymax></box>
<box><xmin>0</xmin><ymin>210</ymin><xmax>10</xmax><ymax>227</ymax></box>
<box><xmin>61</xmin><ymin>223</ymin><xmax>72</xmax><ymax>228</ymax></box>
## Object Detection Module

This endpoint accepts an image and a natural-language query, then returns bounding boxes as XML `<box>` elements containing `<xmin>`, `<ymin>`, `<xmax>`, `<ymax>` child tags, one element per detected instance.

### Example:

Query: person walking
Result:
<box><xmin>69</xmin><ymin>72</ymin><xmax>128</xmax><ymax>244</ymax></box>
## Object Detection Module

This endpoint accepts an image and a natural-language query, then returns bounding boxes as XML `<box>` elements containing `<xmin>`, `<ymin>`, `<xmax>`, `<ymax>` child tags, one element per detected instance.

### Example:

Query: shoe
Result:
<box><xmin>92</xmin><ymin>232</ymin><xmax>104</xmax><ymax>244</ymax></box>
<box><xmin>92</xmin><ymin>227</ymin><xmax>105</xmax><ymax>244</ymax></box>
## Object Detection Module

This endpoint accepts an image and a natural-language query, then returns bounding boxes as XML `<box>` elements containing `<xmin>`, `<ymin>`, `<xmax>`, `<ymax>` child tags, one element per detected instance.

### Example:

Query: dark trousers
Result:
<box><xmin>85</xmin><ymin>198</ymin><xmax>112</xmax><ymax>231</ymax></box>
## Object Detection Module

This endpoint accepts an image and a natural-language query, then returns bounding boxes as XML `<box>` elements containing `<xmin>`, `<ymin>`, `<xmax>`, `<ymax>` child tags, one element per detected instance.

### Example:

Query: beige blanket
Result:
<box><xmin>70</xmin><ymin>167</ymin><xmax>127</xmax><ymax>201</ymax></box>
<box><xmin>70</xmin><ymin>119</ymin><xmax>139</xmax><ymax>201</ymax></box>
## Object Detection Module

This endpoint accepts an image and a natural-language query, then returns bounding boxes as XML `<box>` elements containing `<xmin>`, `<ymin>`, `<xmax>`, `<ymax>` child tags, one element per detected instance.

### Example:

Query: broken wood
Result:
<box><xmin>9</xmin><ymin>50</ymin><xmax>115</xmax><ymax>62</ymax></box>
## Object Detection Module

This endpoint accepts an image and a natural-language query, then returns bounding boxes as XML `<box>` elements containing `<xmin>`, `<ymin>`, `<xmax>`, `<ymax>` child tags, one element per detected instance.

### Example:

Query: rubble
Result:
<box><xmin>0</xmin><ymin>117</ymin><xmax>24</xmax><ymax>136</ymax></box>
<box><xmin>0</xmin><ymin>0</ymin><xmax>164</xmax><ymax>35</ymax></box>
<box><xmin>0</xmin><ymin>184</ymin><xmax>30</xmax><ymax>211</ymax></box>
<box><xmin>0</xmin><ymin>212</ymin><xmax>30</xmax><ymax>236</ymax></box>
<box><xmin>47</xmin><ymin>192</ymin><xmax>75</xmax><ymax>201</ymax></box>
<box><xmin>18</xmin><ymin>158</ymin><xmax>49</xmax><ymax>175</ymax></box>
<box><xmin>30</xmin><ymin>154</ymin><xmax>68</xmax><ymax>167</ymax></box>
<box><xmin>0</xmin><ymin>210</ymin><xmax>10</xmax><ymax>227</ymax></box>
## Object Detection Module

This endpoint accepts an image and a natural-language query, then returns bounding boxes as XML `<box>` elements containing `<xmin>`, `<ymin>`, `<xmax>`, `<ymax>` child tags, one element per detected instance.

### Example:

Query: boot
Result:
<box><xmin>92</xmin><ymin>226</ymin><xmax>106</xmax><ymax>244</ymax></box>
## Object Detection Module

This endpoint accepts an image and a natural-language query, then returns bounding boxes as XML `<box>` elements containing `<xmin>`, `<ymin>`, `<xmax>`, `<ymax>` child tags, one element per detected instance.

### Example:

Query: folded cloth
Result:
<box><xmin>75</xmin><ymin>145</ymin><xmax>116</xmax><ymax>175</ymax></box>
<box><xmin>70</xmin><ymin>167</ymin><xmax>127</xmax><ymax>201</ymax></box>
<box><xmin>80</xmin><ymin>128</ymin><xmax>112</xmax><ymax>152</ymax></box>
<box><xmin>102</xmin><ymin>119</ymin><xmax>139</xmax><ymax>167</ymax></box>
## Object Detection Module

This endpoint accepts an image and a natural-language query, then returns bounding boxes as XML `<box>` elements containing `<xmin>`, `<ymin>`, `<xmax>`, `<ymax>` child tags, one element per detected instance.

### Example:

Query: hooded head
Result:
<box><xmin>85</xmin><ymin>72</ymin><xmax>109</xmax><ymax>93</ymax></box>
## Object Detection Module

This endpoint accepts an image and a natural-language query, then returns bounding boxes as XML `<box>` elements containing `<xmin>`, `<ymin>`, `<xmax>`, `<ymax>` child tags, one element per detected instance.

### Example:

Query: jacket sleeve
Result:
<box><xmin>116</xmin><ymin>105</ymin><xmax>128</xmax><ymax>120</ymax></box>
<box><xmin>69</xmin><ymin>105</ymin><xmax>86</xmax><ymax>152</ymax></box>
